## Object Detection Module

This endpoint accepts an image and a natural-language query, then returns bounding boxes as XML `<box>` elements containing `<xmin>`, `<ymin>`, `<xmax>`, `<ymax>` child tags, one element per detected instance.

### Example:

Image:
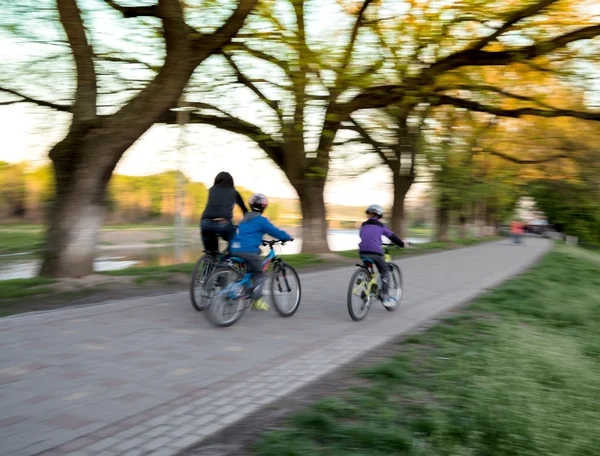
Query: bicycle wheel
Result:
<box><xmin>203</xmin><ymin>267</ymin><xmax>247</xmax><ymax>327</ymax></box>
<box><xmin>190</xmin><ymin>255</ymin><xmax>214</xmax><ymax>311</ymax></box>
<box><xmin>270</xmin><ymin>264</ymin><xmax>301</xmax><ymax>317</ymax></box>
<box><xmin>385</xmin><ymin>263</ymin><xmax>403</xmax><ymax>312</ymax></box>
<box><xmin>347</xmin><ymin>268</ymin><xmax>372</xmax><ymax>321</ymax></box>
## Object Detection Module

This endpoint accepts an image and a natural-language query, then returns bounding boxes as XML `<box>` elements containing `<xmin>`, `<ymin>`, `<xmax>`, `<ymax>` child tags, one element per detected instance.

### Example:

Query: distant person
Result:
<box><xmin>358</xmin><ymin>204</ymin><xmax>408</xmax><ymax>309</ymax></box>
<box><xmin>201</xmin><ymin>172</ymin><xmax>248</xmax><ymax>255</ymax></box>
<box><xmin>511</xmin><ymin>219</ymin><xmax>524</xmax><ymax>244</ymax></box>
<box><xmin>230</xmin><ymin>193</ymin><xmax>293</xmax><ymax>311</ymax></box>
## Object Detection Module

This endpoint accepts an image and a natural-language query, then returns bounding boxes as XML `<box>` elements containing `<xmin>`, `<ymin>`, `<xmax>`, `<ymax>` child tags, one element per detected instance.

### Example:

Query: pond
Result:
<box><xmin>0</xmin><ymin>230</ymin><xmax>429</xmax><ymax>280</ymax></box>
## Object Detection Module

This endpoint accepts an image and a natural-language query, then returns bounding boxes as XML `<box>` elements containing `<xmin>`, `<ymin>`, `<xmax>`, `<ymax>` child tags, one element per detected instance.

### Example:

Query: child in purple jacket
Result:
<box><xmin>358</xmin><ymin>204</ymin><xmax>408</xmax><ymax>308</ymax></box>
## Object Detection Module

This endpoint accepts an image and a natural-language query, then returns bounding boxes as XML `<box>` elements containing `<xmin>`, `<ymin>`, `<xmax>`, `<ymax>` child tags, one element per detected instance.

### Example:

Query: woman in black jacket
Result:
<box><xmin>201</xmin><ymin>172</ymin><xmax>248</xmax><ymax>254</ymax></box>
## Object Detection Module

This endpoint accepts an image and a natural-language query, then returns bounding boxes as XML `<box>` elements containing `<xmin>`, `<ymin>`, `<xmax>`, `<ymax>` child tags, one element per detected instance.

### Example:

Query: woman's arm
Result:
<box><xmin>235</xmin><ymin>190</ymin><xmax>248</xmax><ymax>214</ymax></box>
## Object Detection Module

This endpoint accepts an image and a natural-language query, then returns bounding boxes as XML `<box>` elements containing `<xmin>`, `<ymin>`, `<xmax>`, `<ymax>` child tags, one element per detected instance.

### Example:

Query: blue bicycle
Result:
<box><xmin>203</xmin><ymin>240</ymin><xmax>302</xmax><ymax>327</ymax></box>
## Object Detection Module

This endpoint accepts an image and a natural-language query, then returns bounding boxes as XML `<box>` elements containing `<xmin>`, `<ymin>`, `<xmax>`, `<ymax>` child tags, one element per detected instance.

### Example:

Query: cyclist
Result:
<box><xmin>230</xmin><ymin>193</ymin><xmax>293</xmax><ymax>311</ymax></box>
<box><xmin>358</xmin><ymin>204</ymin><xmax>408</xmax><ymax>309</ymax></box>
<box><xmin>201</xmin><ymin>172</ymin><xmax>248</xmax><ymax>256</ymax></box>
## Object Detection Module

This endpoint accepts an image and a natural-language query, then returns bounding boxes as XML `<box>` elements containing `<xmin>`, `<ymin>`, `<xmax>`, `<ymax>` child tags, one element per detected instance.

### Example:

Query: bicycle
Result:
<box><xmin>190</xmin><ymin>228</ymin><xmax>236</xmax><ymax>312</ymax></box>
<box><xmin>203</xmin><ymin>240</ymin><xmax>302</xmax><ymax>327</ymax></box>
<box><xmin>347</xmin><ymin>243</ymin><xmax>403</xmax><ymax>321</ymax></box>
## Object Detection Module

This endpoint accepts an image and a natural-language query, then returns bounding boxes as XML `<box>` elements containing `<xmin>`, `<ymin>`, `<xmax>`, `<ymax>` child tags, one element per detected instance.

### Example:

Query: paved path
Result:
<box><xmin>0</xmin><ymin>238</ymin><xmax>551</xmax><ymax>456</ymax></box>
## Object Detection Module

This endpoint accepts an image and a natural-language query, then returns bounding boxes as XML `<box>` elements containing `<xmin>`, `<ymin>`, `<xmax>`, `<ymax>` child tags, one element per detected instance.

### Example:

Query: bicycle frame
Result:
<box><xmin>218</xmin><ymin>242</ymin><xmax>282</xmax><ymax>300</ymax></box>
<box><xmin>358</xmin><ymin>245</ymin><xmax>394</xmax><ymax>299</ymax></box>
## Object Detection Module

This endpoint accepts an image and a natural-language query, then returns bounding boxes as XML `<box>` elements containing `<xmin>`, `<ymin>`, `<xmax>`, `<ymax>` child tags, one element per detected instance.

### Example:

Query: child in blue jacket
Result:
<box><xmin>230</xmin><ymin>193</ymin><xmax>293</xmax><ymax>310</ymax></box>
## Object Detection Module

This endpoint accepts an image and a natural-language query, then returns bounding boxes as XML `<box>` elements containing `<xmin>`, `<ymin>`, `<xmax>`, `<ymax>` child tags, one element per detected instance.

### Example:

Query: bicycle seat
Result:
<box><xmin>229</xmin><ymin>257</ymin><xmax>247</xmax><ymax>264</ymax></box>
<box><xmin>360</xmin><ymin>257</ymin><xmax>375</xmax><ymax>264</ymax></box>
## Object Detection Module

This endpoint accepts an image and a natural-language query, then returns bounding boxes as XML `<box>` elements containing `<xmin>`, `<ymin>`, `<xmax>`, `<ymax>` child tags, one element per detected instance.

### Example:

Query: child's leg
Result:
<box><xmin>236</xmin><ymin>253</ymin><xmax>264</xmax><ymax>298</ymax></box>
<box><xmin>362</xmin><ymin>254</ymin><xmax>391</xmax><ymax>297</ymax></box>
<box><xmin>372</xmin><ymin>256</ymin><xmax>391</xmax><ymax>296</ymax></box>
<box><xmin>243</xmin><ymin>254</ymin><xmax>268</xmax><ymax>310</ymax></box>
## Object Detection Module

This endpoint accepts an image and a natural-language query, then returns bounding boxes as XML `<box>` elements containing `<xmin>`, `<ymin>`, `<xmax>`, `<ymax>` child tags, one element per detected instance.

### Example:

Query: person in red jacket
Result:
<box><xmin>511</xmin><ymin>219</ymin><xmax>524</xmax><ymax>244</ymax></box>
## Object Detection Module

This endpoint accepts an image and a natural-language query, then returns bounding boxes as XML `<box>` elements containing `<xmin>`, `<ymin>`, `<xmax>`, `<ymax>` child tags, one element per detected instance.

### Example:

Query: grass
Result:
<box><xmin>144</xmin><ymin>234</ymin><xmax>176</xmax><ymax>244</ymax></box>
<box><xmin>0</xmin><ymin>231</ymin><xmax>44</xmax><ymax>254</ymax></box>
<box><xmin>406</xmin><ymin>227</ymin><xmax>433</xmax><ymax>237</ymax></box>
<box><xmin>337</xmin><ymin>236</ymin><xmax>500</xmax><ymax>259</ymax></box>
<box><xmin>101</xmin><ymin>263</ymin><xmax>196</xmax><ymax>276</ymax></box>
<box><xmin>0</xmin><ymin>277</ymin><xmax>57</xmax><ymax>299</ymax></box>
<box><xmin>0</xmin><ymin>223</ymin><xmax>198</xmax><ymax>232</ymax></box>
<box><xmin>254</xmin><ymin>244</ymin><xmax>600</xmax><ymax>456</ymax></box>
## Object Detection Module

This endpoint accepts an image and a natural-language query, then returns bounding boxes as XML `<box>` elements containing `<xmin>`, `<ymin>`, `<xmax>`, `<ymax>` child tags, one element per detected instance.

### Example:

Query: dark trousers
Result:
<box><xmin>361</xmin><ymin>253</ymin><xmax>391</xmax><ymax>296</ymax></box>
<box><xmin>200</xmin><ymin>219</ymin><xmax>235</xmax><ymax>254</ymax></box>
<box><xmin>235</xmin><ymin>252</ymin><xmax>265</xmax><ymax>300</ymax></box>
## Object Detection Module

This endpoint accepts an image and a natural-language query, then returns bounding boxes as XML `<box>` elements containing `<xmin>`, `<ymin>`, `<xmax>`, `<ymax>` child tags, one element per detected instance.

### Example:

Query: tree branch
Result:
<box><xmin>486</xmin><ymin>148</ymin><xmax>568</xmax><ymax>164</ymax></box>
<box><xmin>222</xmin><ymin>53</ymin><xmax>282</xmax><ymax>120</ymax></box>
<box><xmin>345</xmin><ymin>117</ymin><xmax>393</xmax><ymax>166</ymax></box>
<box><xmin>95</xmin><ymin>53</ymin><xmax>158</xmax><ymax>71</ymax></box>
<box><xmin>159</xmin><ymin>109</ymin><xmax>284</xmax><ymax>166</ymax></box>
<box><xmin>103</xmin><ymin>0</ymin><xmax>159</xmax><ymax>18</ymax></box>
<box><xmin>435</xmin><ymin>84</ymin><xmax>556</xmax><ymax>110</ymax></box>
<box><xmin>0</xmin><ymin>87</ymin><xmax>73</xmax><ymax>113</ymax></box>
<box><xmin>434</xmin><ymin>94</ymin><xmax>600</xmax><ymax>120</ymax></box>
<box><xmin>192</xmin><ymin>0</ymin><xmax>259</xmax><ymax>58</ymax></box>
<box><xmin>469</xmin><ymin>0</ymin><xmax>560</xmax><ymax>52</ymax></box>
<box><xmin>339</xmin><ymin>0</ymin><xmax>373</xmax><ymax>76</ymax></box>
<box><xmin>427</xmin><ymin>24</ymin><xmax>600</xmax><ymax>77</ymax></box>
<box><xmin>341</xmin><ymin>84</ymin><xmax>406</xmax><ymax>114</ymax></box>
<box><xmin>58</xmin><ymin>0</ymin><xmax>97</xmax><ymax>120</ymax></box>
<box><xmin>225</xmin><ymin>43</ymin><xmax>291</xmax><ymax>75</ymax></box>
<box><xmin>182</xmin><ymin>102</ymin><xmax>235</xmax><ymax>119</ymax></box>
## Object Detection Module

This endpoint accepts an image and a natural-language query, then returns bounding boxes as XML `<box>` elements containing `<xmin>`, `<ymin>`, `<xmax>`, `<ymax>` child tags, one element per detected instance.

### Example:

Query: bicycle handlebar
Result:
<box><xmin>262</xmin><ymin>239</ymin><xmax>294</xmax><ymax>247</ymax></box>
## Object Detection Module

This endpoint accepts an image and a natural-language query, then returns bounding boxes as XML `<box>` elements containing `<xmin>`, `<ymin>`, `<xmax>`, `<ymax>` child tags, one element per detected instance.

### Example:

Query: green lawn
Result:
<box><xmin>0</xmin><ymin>231</ymin><xmax>44</xmax><ymax>254</ymax></box>
<box><xmin>0</xmin><ymin>277</ymin><xmax>57</xmax><ymax>300</ymax></box>
<box><xmin>254</xmin><ymin>244</ymin><xmax>600</xmax><ymax>456</ymax></box>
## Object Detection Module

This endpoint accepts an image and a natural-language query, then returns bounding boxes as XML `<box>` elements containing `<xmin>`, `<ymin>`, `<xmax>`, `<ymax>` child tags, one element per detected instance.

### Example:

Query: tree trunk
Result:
<box><xmin>294</xmin><ymin>178</ymin><xmax>329</xmax><ymax>253</ymax></box>
<box><xmin>458</xmin><ymin>214</ymin><xmax>467</xmax><ymax>238</ymax></box>
<box><xmin>391</xmin><ymin>174</ymin><xmax>414</xmax><ymax>237</ymax></box>
<box><xmin>436</xmin><ymin>194</ymin><xmax>450</xmax><ymax>242</ymax></box>
<box><xmin>40</xmin><ymin>141</ymin><xmax>112</xmax><ymax>277</ymax></box>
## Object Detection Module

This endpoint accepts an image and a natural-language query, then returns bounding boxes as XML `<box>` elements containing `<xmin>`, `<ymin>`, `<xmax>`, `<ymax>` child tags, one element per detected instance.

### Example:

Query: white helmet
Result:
<box><xmin>366</xmin><ymin>204</ymin><xmax>384</xmax><ymax>217</ymax></box>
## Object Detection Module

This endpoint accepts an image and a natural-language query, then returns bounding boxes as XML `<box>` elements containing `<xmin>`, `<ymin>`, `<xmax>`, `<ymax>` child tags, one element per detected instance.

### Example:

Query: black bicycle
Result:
<box><xmin>347</xmin><ymin>243</ymin><xmax>403</xmax><ymax>321</ymax></box>
<box><xmin>203</xmin><ymin>240</ymin><xmax>302</xmax><ymax>327</ymax></box>
<box><xmin>190</xmin><ymin>224</ymin><xmax>239</xmax><ymax>312</ymax></box>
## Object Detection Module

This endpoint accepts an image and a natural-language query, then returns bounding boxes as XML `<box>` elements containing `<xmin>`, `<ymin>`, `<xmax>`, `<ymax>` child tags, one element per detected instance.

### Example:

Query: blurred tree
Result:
<box><xmin>162</xmin><ymin>0</ymin><xmax>382</xmax><ymax>252</ymax></box>
<box><xmin>163</xmin><ymin>0</ymin><xmax>600</xmax><ymax>251</ymax></box>
<box><xmin>0</xmin><ymin>0</ymin><xmax>258</xmax><ymax>277</ymax></box>
<box><xmin>423</xmin><ymin>107</ymin><xmax>524</xmax><ymax>240</ymax></box>
<box><xmin>530</xmin><ymin>179</ymin><xmax>600</xmax><ymax>245</ymax></box>
<box><xmin>336</xmin><ymin>0</ymin><xmax>600</xmax><ymax>237</ymax></box>
<box><xmin>0</xmin><ymin>162</ymin><xmax>27</xmax><ymax>219</ymax></box>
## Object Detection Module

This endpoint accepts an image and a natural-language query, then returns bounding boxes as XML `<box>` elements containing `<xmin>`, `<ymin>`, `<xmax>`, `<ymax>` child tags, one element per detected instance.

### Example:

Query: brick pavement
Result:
<box><xmin>0</xmin><ymin>238</ymin><xmax>551</xmax><ymax>455</ymax></box>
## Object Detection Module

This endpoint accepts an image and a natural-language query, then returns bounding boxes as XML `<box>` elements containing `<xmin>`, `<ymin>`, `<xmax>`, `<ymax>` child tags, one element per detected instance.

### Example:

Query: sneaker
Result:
<box><xmin>382</xmin><ymin>296</ymin><xmax>397</xmax><ymax>309</ymax></box>
<box><xmin>252</xmin><ymin>297</ymin><xmax>269</xmax><ymax>311</ymax></box>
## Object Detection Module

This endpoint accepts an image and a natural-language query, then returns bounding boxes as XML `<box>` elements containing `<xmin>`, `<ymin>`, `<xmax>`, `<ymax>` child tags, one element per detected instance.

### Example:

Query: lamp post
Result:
<box><xmin>174</xmin><ymin>98</ymin><xmax>190</xmax><ymax>263</ymax></box>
